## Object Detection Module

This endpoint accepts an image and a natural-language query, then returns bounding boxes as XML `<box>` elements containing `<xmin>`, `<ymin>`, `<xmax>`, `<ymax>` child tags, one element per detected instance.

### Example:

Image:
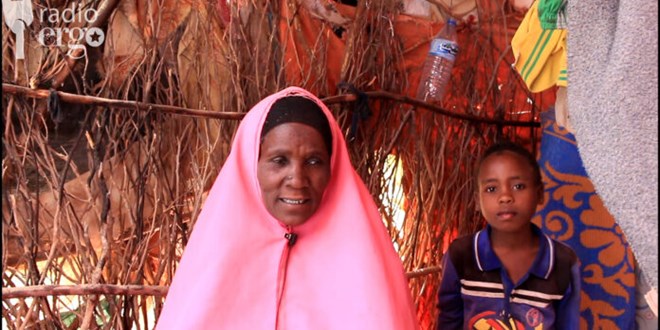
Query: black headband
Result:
<box><xmin>261</xmin><ymin>96</ymin><xmax>333</xmax><ymax>155</ymax></box>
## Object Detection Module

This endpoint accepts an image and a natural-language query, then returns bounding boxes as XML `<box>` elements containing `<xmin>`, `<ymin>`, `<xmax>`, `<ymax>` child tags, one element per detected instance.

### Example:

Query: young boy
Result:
<box><xmin>436</xmin><ymin>141</ymin><xmax>581</xmax><ymax>329</ymax></box>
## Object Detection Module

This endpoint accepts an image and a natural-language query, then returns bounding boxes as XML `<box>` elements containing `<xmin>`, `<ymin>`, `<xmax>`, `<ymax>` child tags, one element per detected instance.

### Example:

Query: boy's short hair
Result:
<box><xmin>477</xmin><ymin>140</ymin><xmax>542</xmax><ymax>186</ymax></box>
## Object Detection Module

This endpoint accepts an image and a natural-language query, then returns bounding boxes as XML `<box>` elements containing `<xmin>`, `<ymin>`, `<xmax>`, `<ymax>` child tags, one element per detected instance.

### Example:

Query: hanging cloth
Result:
<box><xmin>511</xmin><ymin>0</ymin><xmax>567</xmax><ymax>93</ymax></box>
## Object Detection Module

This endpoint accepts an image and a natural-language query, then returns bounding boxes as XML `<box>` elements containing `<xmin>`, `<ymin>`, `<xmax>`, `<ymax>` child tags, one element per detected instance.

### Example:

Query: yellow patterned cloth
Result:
<box><xmin>511</xmin><ymin>0</ymin><xmax>567</xmax><ymax>93</ymax></box>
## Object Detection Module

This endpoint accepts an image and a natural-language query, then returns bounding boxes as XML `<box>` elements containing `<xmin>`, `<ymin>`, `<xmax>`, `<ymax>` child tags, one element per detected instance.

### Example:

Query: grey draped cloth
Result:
<box><xmin>568</xmin><ymin>1</ymin><xmax>658</xmax><ymax>290</ymax></box>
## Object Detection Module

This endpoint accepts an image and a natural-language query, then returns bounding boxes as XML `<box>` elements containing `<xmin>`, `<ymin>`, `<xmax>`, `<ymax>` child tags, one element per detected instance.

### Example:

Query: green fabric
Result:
<box><xmin>538</xmin><ymin>0</ymin><xmax>567</xmax><ymax>29</ymax></box>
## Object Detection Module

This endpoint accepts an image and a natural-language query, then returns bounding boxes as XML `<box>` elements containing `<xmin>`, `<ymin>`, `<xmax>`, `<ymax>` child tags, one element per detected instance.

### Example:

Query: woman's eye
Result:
<box><xmin>307</xmin><ymin>157</ymin><xmax>323</xmax><ymax>166</ymax></box>
<box><xmin>271</xmin><ymin>156</ymin><xmax>287</xmax><ymax>165</ymax></box>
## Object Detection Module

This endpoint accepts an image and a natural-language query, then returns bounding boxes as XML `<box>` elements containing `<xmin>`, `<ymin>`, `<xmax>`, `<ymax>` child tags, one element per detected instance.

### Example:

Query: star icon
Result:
<box><xmin>85</xmin><ymin>27</ymin><xmax>104</xmax><ymax>47</ymax></box>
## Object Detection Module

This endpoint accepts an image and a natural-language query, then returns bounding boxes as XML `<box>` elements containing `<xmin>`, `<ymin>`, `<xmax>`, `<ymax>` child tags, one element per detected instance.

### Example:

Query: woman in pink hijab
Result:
<box><xmin>156</xmin><ymin>87</ymin><xmax>419</xmax><ymax>329</ymax></box>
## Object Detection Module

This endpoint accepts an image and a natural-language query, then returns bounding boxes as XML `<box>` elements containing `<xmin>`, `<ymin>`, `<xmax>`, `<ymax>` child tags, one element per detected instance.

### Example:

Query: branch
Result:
<box><xmin>2</xmin><ymin>264</ymin><xmax>440</xmax><ymax>299</ymax></box>
<box><xmin>2</xmin><ymin>83</ymin><xmax>245</xmax><ymax>120</ymax></box>
<box><xmin>324</xmin><ymin>91</ymin><xmax>540</xmax><ymax>127</ymax></box>
<box><xmin>2</xmin><ymin>285</ymin><xmax>168</xmax><ymax>299</ymax></box>
<box><xmin>406</xmin><ymin>265</ymin><xmax>442</xmax><ymax>279</ymax></box>
<box><xmin>3</xmin><ymin>83</ymin><xmax>539</xmax><ymax>127</ymax></box>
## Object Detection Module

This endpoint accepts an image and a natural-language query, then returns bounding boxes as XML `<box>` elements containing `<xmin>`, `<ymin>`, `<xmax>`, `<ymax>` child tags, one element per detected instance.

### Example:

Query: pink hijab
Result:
<box><xmin>156</xmin><ymin>87</ymin><xmax>419</xmax><ymax>329</ymax></box>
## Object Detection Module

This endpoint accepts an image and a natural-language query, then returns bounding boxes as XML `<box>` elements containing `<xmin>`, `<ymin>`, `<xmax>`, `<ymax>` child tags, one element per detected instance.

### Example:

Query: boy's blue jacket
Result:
<box><xmin>436</xmin><ymin>224</ymin><xmax>581</xmax><ymax>329</ymax></box>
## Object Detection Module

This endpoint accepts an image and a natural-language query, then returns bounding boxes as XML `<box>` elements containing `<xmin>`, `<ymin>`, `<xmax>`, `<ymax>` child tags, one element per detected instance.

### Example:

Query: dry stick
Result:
<box><xmin>14</xmin><ymin>181</ymin><xmax>48</xmax><ymax>330</ymax></box>
<box><xmin>406</xmin><ymin>266</ymin><xmax>443</xmax><ymax>279</ymax></box>
<box><xmin>37</xmin><ymin>112</ymin><xmax>94</xmax><ymax>286</ymax></box>
<box><xmin>78</xmin><ymin>128</ymin><xmax>111</xmax><ymax>330</ymax></box>
<box><xmin>3</xmin><ymin>84</ymin><xmax>539</xmax><ymax>127</ymax></box>
<box><xmin>419</xmin><ymin>159</ymin><xmax>435</xmax><ymax>269</ymax></box>
<box><xmin>16</xmin><ymin>298</ymin><xmax>40</xmax><ymax>330</ymax></box>
<box><xmin>324</xmin><ymin>92</ymin><xmax>539</xmax><ymax>127</ymax></box>
<box><xmin>383</xmin><ymin>108</ymin><xmax>414</xmax><ymax>156</ymax></box>
<box><xmin>2</xmin><ymin>285</ymin><xmax>168</xmax><ymax>299</ymax></box>
<box><xmin>2</xmin><ymin>84</ymin><xmax>245</xmax><ymax>120</ymax></box>
<box><xmin>2</xmin><ymin>263</ymin><xmax>440</xmax><ymax>299</ymax></box>
<box><xmin>29</xmin><ymin>147</ymin><xmax>67</xmax><ymax>328</ymax></box>
<box><xmin>1</xmin><ymin>305</ymin><xmax>18</xmax><ymax>330</ymax></box>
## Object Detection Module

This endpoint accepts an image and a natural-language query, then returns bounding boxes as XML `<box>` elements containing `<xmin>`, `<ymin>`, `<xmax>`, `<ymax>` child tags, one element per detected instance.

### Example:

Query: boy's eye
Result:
<box><xmin>484</xmin><ymin>186</ymin><xmax>496</xmax><ymax>193</ymax></box>
<box><xmin>513</xmin><ymin>183</ymin><xmax>525</xmax><ymax>190</ymax></box>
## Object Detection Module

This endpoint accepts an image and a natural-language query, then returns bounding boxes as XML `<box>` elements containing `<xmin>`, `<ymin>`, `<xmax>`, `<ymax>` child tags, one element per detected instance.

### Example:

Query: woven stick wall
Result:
<box><xmin>2</xmin><ymin>0</ymin><xmax>553</xmax><ymax>329</ymax></box>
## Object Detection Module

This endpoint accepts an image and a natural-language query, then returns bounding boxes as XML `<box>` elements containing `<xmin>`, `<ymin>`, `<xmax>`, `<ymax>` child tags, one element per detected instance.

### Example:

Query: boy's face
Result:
<box><xmin>476</xmin><ymin>151</ymin><xmax>543</xmax><ymax>233</ymax></box>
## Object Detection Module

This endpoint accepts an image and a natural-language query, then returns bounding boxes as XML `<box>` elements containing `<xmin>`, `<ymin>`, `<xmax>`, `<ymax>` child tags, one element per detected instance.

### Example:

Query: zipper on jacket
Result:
<box><xmin>275</xmin><ymin>227</ymin><xmax>296</xmax><ymax>329</ymax></box>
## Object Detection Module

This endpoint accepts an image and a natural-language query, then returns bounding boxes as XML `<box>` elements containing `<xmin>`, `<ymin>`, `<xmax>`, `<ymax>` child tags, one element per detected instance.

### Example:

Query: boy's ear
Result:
<box><xmin>536</xmin><ymin>185</ymin><xmax>545</xmax><ymax>204</ymax></box>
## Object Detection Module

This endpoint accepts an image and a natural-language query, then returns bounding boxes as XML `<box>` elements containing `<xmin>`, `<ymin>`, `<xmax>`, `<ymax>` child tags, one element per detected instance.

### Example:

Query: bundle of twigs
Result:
<box><xmin>2</xmin><ymin>0</ymin><xmax>552</xmax><ymax>329</ymax></box>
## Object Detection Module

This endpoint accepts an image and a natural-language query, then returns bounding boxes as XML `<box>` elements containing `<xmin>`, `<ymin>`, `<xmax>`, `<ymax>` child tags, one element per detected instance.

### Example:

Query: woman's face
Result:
<box><xmin>257</xmin><ymin>122</ymin><xmax>331</xmax><ymax>227</ymax></box>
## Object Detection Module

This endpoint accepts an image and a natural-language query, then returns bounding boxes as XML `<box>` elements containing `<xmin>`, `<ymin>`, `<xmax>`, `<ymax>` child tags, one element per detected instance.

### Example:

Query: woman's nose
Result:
<box><xmin>286</xmin><ymin>165</ymin><xmax>307</xmax><ymax>187</ymax></box>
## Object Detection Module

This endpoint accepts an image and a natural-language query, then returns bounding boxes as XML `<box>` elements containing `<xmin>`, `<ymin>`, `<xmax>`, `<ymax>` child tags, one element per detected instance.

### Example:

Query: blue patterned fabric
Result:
<box><xmin>534</xmin><ymin>109</ymin><xmax>637</xmax><ymax>329</ymax></box>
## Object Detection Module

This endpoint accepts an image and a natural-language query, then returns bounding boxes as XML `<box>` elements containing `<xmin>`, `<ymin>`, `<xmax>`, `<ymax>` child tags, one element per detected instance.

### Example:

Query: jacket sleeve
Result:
<box><xmin>436</xmin><ymin>251</ymin><xmax>464</xmax><ymax>330</ymax></box>
<box><xmin>555</xmin><ymin>260</ymin><xmax>581</xmax><ymax>329</ymax></box>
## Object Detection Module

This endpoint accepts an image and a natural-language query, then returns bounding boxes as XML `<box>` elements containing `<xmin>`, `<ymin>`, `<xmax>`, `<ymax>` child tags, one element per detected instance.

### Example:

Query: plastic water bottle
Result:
<box><xmin>416</xmin><ymin>18</ymin><xmax>459</xmax><ymax>103</ymax></box>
